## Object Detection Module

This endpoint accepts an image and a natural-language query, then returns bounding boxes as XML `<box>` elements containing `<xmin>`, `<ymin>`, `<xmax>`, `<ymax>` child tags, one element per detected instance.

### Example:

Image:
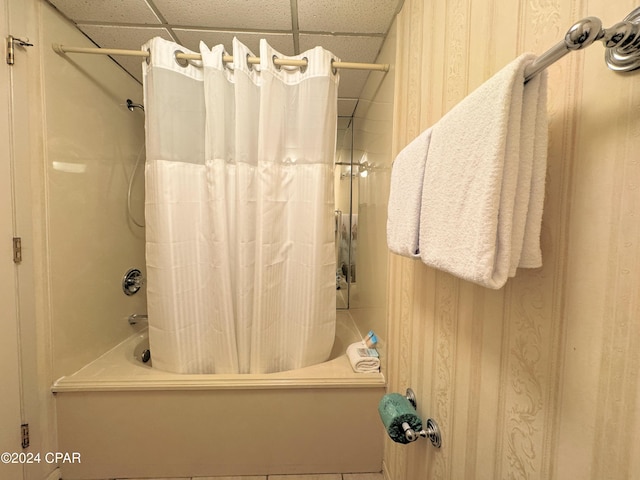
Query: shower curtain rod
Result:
<box><xmin>51</xmin><ymin>43</ymin><xmax>390</xmax><ymax>72</ymax></box>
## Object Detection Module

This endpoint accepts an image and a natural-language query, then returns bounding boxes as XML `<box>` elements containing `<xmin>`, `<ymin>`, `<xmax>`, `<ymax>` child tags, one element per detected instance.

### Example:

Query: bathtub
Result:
<box><xmin>52</xmin><ymin>311</ymin><xmax>386</xmax><ymax>480</ymax></box>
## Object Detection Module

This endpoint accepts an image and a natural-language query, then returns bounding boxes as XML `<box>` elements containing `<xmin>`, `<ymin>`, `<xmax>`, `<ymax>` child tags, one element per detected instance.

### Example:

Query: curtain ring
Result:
<box><xmin>222</xmin><ymin>50</ymin><xmax>232</xmax><ymax>70</ymax></box>
<box><xmin>273</xmin><ymin>55</ymin><xmax>309</xmax><ymax>73</ymax></box>
<box><xmin>145</xmin><ymin>48</ymin><xmax>151</xmax><ymax>65</ymax></box>
<box><xmin>246</xmin><ymin>52</ymin><xmax>254</xmax><ymax>70</ymax></box>
<box><xmin>331</xmin><ymin>58</ymin><xmax>338</xmax><ymax>75</ymax></box>
<box><xmin>174</xmin><ymin>49</ymin><xmax>189</xmax><ymax>68</ymax></box>
<box><xmin>272</xmin><ymin>54</ymin><xmax>282</xmax><ymax>70</ymax></box>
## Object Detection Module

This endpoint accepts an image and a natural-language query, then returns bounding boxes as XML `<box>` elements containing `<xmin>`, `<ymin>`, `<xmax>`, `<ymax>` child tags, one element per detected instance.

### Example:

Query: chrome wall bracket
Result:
<box><xmin>403</xmin><ymin>388</ymin><xmax>442</xmax><ymax>448</ymax></box>
<box><xmin>524</xmin><ymin>7</ymin><xmax>640</xmax><ymax>82</ymax></box>
<box><xmin>604</xmin><ymin>7</ymin><xmax>640</xmax><ymax>72</ymax></box>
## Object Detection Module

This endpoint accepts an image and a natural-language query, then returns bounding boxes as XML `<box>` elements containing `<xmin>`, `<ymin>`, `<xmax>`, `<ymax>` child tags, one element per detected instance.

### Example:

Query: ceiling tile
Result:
<box><xmin>153</xmin><ymin>0</ymin><xmax>292</xmax><ymax>30</ymax></box>
<box><xmin>338</xmin><ymin>98</ymin><xmax>358</xmax><ymax>117</ymax></box>
<box><xmin>297</xmin><ymin>0</ymin><xmax>398</xmax><ymax>34</ymax></box>
<box><xmin>299</xmin><ymin>34</ymin><xmax>383</xmax><ymax>64</ymax></box>
<box><xmin>336</xmin><ymin>70</ymin><xmax>370</xmax><ymax>99</ymax></box>
<box><xmin>112</xmin><ymin>56</ymin><xmax>147</xmax><ymax>83</ymax></box>
<box><xmin>78</xmin><ymin>24</ymin><xmax>173</xmax><ymax>50</ymax></box>
<box><xmin>48</xmin><ymin>0</ymin><xmax>161</xmax><ymax>24</ymax></box>
<box><xmin>44</xmin><ymin>0</ymin><xmax>398</xmax><ymax>102</ymax></box>
<box><xmin>77</xmin><ymin>25</ymin><xmax>174</xmax><ymax>82</ymax></box>
<box><xmin>337</xmin><ymin>117</ymin><xmax>352</xmax><ymax>129</ymax></box>
<box><xmin>174</xmin><ymin>29</ymin><xmax>295</xmax><ymax>57</ymax></box>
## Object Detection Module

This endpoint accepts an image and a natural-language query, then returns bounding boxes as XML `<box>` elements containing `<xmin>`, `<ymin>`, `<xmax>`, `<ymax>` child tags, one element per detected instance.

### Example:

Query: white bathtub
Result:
<box><xmin>52</xmin><ymin>311</ymin><xmax>386</xmax><ymax>480</ymax></box>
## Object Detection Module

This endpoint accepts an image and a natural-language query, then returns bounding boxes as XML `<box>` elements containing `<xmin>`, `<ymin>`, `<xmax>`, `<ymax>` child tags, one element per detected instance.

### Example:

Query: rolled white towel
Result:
<box><xmin>346</xmin><ymin>341</ymin><xmax>380</xmax><ymax>373</ymax></box>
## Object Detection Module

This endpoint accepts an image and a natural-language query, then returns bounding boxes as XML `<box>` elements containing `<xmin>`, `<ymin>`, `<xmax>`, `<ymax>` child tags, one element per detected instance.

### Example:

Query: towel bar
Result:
<box><xmin>524</xmin><ymin>7</ymin><xmax>640</xmax><ymax>82</ymax></box>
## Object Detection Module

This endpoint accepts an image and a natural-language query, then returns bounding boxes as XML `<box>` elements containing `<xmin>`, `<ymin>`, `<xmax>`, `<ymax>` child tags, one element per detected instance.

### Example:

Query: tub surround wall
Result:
<box><xmin>384</xmin><ymin>1</ymin><xmax>640</xmax><ymax>479</ymax></box>
<box><xmin>52</xmin><ymin>311</ymin><xmax>382</xmax><ymax>392</ymax></box>
<box><xmin>39</xmin><ymin>1</ymin><xmax>147</xmax><ymax>379</ymax></box>
<box><xmin>348</xmin><ymin>20</ymin><xmax>397</xmax><ymax>362</ymax></box>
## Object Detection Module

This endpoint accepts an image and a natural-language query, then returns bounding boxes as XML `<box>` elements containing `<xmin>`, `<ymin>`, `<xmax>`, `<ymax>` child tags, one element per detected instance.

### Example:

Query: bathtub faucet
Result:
<box><xmin>128</xmin><ymin>313</ymin><xmax>148</xmax><ymax>325</ymax></box>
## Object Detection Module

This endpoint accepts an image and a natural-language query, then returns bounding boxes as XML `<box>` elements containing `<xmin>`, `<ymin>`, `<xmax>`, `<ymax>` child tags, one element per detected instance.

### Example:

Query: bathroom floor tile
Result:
<box><xmin>343</xmin><ymin>474</ymin><xmax>384</xmax><ymax>480</ymax></box>
<box><xmin>118</xmin><ymin>478</ymin><xmax>188</xmax><ymax>480</ymax></box>
<box><xmin>117</xmin><ymin>478</ymin><xmax>188</xmax><ymax>480</ymax></box>
<box><xmin>268</xmin><ymin>475</ymin><xmax>342</xmax><ymax>480</ymax></box>
<box><xmin>196</xmin><ymin>477</ymin><xmax>267</xmax><ymax>480</ymax></box>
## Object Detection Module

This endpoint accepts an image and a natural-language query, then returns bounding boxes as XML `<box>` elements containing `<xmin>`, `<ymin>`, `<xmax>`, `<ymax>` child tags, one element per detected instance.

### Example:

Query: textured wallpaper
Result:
<box><xmin>384</xmin><ymin>1</ymin><xmax>640</xmax><ymax>479</ymax></box>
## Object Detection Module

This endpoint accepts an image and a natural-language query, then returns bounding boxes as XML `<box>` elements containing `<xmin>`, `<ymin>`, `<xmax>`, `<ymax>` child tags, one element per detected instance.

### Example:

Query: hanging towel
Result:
<box><xmin>346</xmin><ymin>341</ymin><xmax>380</xmax><ymax>373</ymax></box>
<box><xmin>518</xmin><ymin>72</ymin><xmax>548</xmax><ymax>269</ymax></box>
<box><xmin>418</xmin><ymin>53</ymin><xmax>548</xmax><ymax>289</ymax></box>
<box><xmin>386</xmin><ymin>128</ymin><xmax>433</xmax><ymax>258</ymax></box>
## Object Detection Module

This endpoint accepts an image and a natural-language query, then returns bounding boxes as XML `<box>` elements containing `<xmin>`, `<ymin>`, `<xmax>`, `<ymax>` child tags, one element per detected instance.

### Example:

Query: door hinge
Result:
<box><xmin>21</xmin><ymin>424</ymin><xmax>29</xmax><ymax>449</ymax></box>
<box><xmin>6</xmin><ymin>35</ymin><xmax>34</xmax><ymax>65</ymax></box>
<box><xmin>13</xmin><ymin>237</ymin><xmax>22</xmax><ymax>264</ymax></box>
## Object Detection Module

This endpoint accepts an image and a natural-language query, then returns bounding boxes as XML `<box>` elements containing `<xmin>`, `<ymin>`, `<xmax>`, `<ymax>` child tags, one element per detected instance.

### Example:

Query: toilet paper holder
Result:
<box><xmin>402</xmin><ymin>388</ymin><xmax>442</xmax><ymax>448</ymax></box>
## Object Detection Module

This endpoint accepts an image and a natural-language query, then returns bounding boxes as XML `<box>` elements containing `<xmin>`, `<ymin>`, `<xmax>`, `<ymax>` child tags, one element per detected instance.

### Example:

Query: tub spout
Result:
<box><xmin>128</xmin><ymin>314</ymin><xmax>148</xmax><ymax>325</ymax></box>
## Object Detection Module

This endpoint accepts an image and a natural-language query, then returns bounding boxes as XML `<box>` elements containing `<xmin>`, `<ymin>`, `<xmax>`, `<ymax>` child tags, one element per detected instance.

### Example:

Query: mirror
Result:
<box><xmin>335</xmin><ymin>117</ymin><xmax>356</xmax><ymax>309</ymax></box>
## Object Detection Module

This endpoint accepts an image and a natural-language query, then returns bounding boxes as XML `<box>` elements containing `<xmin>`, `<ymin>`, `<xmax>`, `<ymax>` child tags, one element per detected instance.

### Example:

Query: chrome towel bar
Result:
<box><xmin>525</xmin><ymin>7</ymin><xmax>640</xmax><ymax>82</ymax></box>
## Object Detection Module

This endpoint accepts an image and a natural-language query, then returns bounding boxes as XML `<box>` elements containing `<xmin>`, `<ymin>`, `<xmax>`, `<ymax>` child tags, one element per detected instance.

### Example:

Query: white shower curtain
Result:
<box><xmin>142</xmin><ymin>37</ymin><xmax>338</xmax><ymax>374</ymax></box>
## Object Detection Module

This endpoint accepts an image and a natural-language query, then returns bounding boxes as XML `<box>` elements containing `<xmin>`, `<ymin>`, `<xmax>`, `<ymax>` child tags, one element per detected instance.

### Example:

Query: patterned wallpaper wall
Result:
<box><xmin>384</xmin><ymin>1</ymin><xmax>640</xmax><ymax>479</ymax></box>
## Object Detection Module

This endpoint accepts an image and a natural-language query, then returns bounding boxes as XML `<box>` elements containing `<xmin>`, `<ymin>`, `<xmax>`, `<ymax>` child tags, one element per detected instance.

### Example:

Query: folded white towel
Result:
<box><xmin>386</xmin><ymin>128</ymin><xmax>433</xmax><ymax>258</ymax></box>
<box><xmin>346</xmin><ymin>341</ymin><xmax>380</xmax><ymax>373</ymax></box>
<box><xmin>518</xmin><ymin>71</ymin><xmax>548</xmax><ymax>269</ymax></box>
<box><xmin>419</xmin><ymin>54</ymin><xmax>548</xmax><ymax>289</ymax></box>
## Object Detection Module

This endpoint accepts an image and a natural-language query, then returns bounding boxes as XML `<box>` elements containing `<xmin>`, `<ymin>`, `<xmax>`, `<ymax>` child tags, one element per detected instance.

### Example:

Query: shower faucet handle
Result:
<box><xmin>122</xmin><ymin>268</ymin><xmax>145</xmax><ymax>296</ymax></box>
<box><xmin>128</xmin><ymin>313</ymin><xmax>148</xmax><ymax>325</ymax></box>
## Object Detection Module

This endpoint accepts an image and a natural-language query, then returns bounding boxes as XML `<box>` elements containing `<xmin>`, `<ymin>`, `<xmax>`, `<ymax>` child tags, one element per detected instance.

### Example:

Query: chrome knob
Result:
<box><xmin>141</xmin><ymin>349</ymin><xmax>151</xmax><ymax>363</ymax></box>
<box><xmin>122</xmin><ymin>268</ymin><xmax>144</xmax><ymax>296</ymax></box>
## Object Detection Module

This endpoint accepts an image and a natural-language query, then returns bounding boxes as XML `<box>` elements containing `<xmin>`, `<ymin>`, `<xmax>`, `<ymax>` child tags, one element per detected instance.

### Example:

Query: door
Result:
<box><xmin>0</xmin><ymin>1</ymin><xmax>26</xmax><ymax>478</ymax></box>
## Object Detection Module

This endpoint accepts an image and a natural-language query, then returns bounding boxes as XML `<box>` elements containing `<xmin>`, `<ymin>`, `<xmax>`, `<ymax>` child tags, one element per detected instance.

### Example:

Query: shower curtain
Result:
<box><xmin>142</xmin><ymin>37</ymin><xmax>338</xmax><ymax>374</ymax></box>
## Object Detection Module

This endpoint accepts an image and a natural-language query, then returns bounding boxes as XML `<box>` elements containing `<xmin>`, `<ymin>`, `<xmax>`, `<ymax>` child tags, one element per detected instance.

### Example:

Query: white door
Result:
<box><xmin>0</xmin><ymin>1</ymin><xmax>26</xmax><ymax>479</ymax></box>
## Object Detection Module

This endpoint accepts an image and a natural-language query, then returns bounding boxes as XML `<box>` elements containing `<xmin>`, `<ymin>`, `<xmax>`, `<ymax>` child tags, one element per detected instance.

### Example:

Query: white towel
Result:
<box><xmin>419</xmin><ymin>54</ymin><xmax>548</xmax><ymax>289</ymax></box>
<box><xmin>386</xmin><ymin>128</ymin><xmax>433</xmax><ymax>258</ymax></box>
<box><xmin>518</xmin><ymin>71</ymin><xmax>548</xmax><ymax>269</ymax></box>
<box><xmin>346</xmin><ymin>341</ymin><xmax>380</xmax><ymax>373</ymax></box>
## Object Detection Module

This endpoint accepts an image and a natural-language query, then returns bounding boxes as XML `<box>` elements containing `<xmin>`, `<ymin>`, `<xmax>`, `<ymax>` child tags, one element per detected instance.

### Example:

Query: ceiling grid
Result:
<box><xmin>46</xmin><ymin>0</ymin><xmax>402</xmax><ymax>117</ymax></box>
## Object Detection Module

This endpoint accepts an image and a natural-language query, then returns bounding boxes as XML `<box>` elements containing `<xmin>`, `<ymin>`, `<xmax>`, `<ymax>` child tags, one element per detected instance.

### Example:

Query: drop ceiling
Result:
<box><xmin>45</xmin><ymin>0</ymin><xmax>403</xmax><ymax>118</ymax></box>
